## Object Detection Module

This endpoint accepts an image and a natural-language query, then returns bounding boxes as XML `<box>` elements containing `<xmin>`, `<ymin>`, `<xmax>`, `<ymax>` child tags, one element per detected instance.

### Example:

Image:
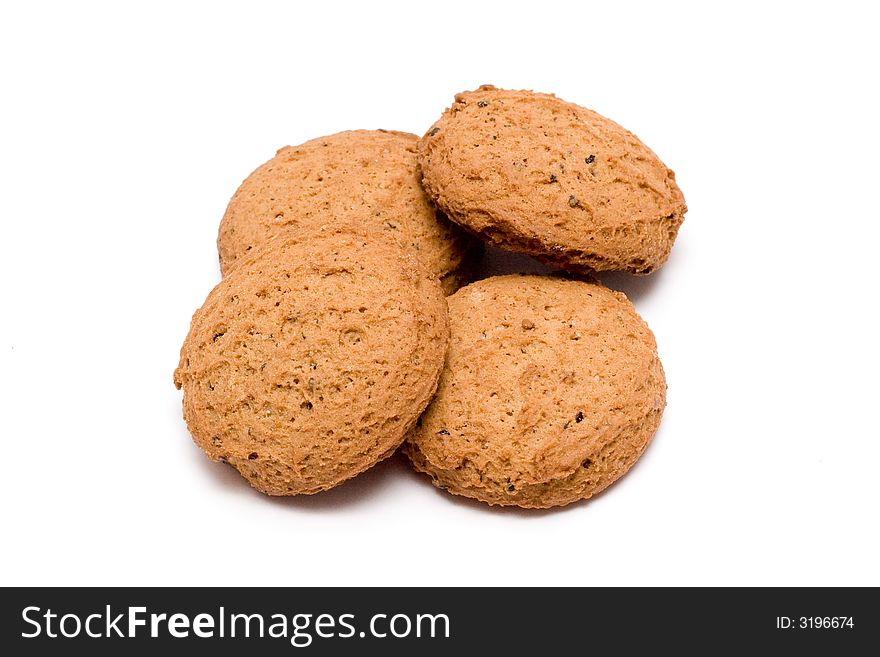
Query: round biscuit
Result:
<box><xmin>403</xmin><ymin>274</ymin><xmax>665</xmax><ymax>508</ymax></box>
<box><xmin>175</xmin><ymin>227</ymin><xmax>449</xmax><ymax>495</ymax></box>
<box><xmin>418</xmin><ymin>86</ymin><xmax>686</xmax><ymax>274</ymax></box>
<box><xmin>218</xmin><ymin>129</ymin><xmax>478</xmax><ymax>294</ymax></box>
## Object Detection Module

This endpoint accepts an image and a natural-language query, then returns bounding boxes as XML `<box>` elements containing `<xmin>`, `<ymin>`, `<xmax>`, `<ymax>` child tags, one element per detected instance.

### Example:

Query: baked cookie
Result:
<box><xmin>418</xmin><ymin>86</ymin><xmax>686</xmax><ymax>274</ymax></box>
<box><xmin>218</xmin><ymin>129</ymin><xmax>478</xmax><ymax>294</ymax></box>
<box><xmin>174</xmin><ymin>228</ymin><xmax>449</xmax><ymax>496</ymax></box>
<box><xmin>403</xmin><ymin>275</ymin><xmax>665</xmax><ymax>509</ymax></box>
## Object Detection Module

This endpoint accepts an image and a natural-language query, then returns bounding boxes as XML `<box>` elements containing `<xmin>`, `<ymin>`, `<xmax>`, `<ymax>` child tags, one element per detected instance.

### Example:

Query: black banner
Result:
<box><xmin>1</xmin><ymin>587</ymin><xmax>875</xmax><ymax>654</ymax></box>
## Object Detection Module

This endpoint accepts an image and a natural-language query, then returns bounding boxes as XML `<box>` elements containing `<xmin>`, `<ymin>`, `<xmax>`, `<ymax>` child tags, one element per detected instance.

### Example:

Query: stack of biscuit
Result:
<box><xmin>174</xmin><ymin>85</ymin><xmax>686</xmax><ymax>509</ymax></box>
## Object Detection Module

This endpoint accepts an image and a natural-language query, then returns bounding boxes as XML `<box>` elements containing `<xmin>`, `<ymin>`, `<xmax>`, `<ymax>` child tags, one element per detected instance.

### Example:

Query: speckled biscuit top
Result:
<box><xmin>418</xmin><ymin>86</ymin><xmax>686</xmax><ymax>274</ymax></box>
<box><xmin>218</xmin><ymin>129</ymin><xmax>477</xmax><ymax>293</ymax></box>
<box><xmin>175</xmin><ymin>228</ymin><xmax>449</xmax><ymax>496</ymax></box>
<box><xmin>404</xmin><ymin>274</ymin><xmax>665</xmax><ymax>508</ymax></box>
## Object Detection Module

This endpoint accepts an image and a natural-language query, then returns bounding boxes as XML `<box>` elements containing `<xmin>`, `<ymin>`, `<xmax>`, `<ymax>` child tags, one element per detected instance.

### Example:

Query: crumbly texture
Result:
<box><xmin>403</xmin><ymin>275</ymin><xmax>665</xmax><ymax>509</ymax></box>
<box><xmin>418</xmin><ymin>86</ymin><xmax>687</xmax><ymax>274</ymax></box>
<box><xmin>174</xmin><ymin>228</ymin><xmax>449</xmax><ymax>495</ymax></box>
<box><xmin>218</xmin><ymin>129</ymin><xmax>478</xmax><ymax>294</ymax></box>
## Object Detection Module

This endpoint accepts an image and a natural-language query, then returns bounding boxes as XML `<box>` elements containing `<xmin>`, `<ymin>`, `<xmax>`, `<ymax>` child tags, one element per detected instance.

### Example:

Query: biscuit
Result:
<box><xmin>174</xmin><ymin>227</ymin><xmax>449</xmax><ymax>495</ymax></box>
<box><xmin>418</xmin><ymin>86</ymin><xmax>687</xmax><ymax>274</ymax></box>
<box><xmin>218</xmin><ymin>129</ymin><xmax>478</xmax><ymax>294</ymax></box>
<box><xmin>403</xmin><ymin>275</ymin><xmax>665</xmax><ymax>509</ymax></box>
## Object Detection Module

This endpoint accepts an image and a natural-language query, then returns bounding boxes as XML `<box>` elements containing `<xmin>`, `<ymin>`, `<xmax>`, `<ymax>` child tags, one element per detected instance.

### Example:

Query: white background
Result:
<box><xmin>1</xmin><ymin>1</ymin><xmax>878</xmax><ymax>587</ymax></box>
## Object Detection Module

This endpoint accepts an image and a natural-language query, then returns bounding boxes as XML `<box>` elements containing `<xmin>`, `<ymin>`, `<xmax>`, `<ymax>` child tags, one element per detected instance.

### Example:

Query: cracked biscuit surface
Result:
<box><xmin>218</xmin><ymin>129</ymin><xmax>479</xmax><ymax>294</ymax></box>
<box><xmin>175</xmin><ymin>227</ymin><xmax>449</xmax><ymax>495</ymax></box>
<box><xmin>403</xmin><ymin>274</ymin><xmax>665</xmax><ymax>508</ymax></box>
<box><xmin>418</xmin><ymin>86</ymin><xmax>686</xmax><ymax>274</ymax></box>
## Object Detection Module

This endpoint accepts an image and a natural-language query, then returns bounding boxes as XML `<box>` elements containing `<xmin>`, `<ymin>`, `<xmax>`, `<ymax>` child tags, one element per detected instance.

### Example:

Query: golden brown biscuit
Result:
<box><xmin>403</xmin><ymin>275</ymin><xmax>665</xmax><ymax>509</ymax></box>
<box><xmin>418</xmin><ymin>86</ymin><xmax>687</xmax><ymax>274</ymax></box>
<box><xmin>174</xmin><ymin>227</ymin><xmax>449</xmax><ymax>496</ymax></box>
<box><xmin>218</xmin><ymin>129</ymin><xmax>478</xmax><ymax>294</ymax></box>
